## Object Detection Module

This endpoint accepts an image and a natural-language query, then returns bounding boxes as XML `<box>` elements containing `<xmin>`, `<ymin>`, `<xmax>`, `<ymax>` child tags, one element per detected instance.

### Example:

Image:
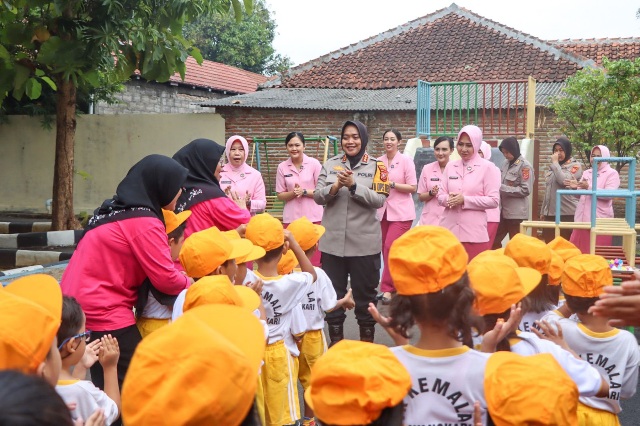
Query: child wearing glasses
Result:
<box><xmin>56</xmin><ymin>296</ymin><xmax>121</xmax><ymax>425</ymax></box>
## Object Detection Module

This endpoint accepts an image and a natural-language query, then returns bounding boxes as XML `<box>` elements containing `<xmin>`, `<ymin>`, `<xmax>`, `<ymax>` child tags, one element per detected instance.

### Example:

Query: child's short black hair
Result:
<box><xmin>564</xmin><ymin>294</ymin><xmax>600</xmax><ymax>314</ymax></box>
<box><xmin>167</xmin><ymin>221</ymin><xmax>187</xmax><ymax>242</ymax></box>
<box><xmin>57</xmin><ymin>296</ymin><xmax>84</xmax><ymax>345</ymax></box>
<box><xmin>262</xmin><ymin>243</ymin><xmax>285</xmax><ymax>263</ymax></box>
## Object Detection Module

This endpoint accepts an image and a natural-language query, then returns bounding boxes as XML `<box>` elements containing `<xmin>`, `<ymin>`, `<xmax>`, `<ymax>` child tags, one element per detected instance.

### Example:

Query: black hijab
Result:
<box><xmin>85</xmin><ymin>155</ymin><xmax>188</xmax><ymax>231</ymax></box>
<box><xmin>499</xmin><ymin>137</ymin><xmax>521</xmax><ymax>165</ymax></box>
<box><xmin>552</xmin><ymin>137</ymin><xmax>573</xmax><ymax>165</ymax></box>
<box><xmin>341</xmin><ymin>120</ymin><xmax>369</xmax><ymax>168</ymax></box>
<box><xmin>172</xmin><ymin>138</ymin><xmax>227</xmax><ymax>212</ymax></box>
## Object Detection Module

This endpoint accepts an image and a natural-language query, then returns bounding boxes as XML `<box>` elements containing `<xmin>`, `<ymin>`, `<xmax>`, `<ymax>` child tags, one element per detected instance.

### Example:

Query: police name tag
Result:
<box><xmin>430</xmin><ymin>177</ymin><xmax>440</xmax><ymax>181</ymax></box>
<box><xmin>449</xmin><ymin>176</ymin><xmax>459</xmax><ymax>179</ymax></box>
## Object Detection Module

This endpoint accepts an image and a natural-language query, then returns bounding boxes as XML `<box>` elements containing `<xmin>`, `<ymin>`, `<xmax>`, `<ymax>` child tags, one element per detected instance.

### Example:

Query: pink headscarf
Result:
<box><xmin>225</xmin><ymin>135</ymin><xmax>249</xmax><ymax>171</ymax></box>
<box><xmin>457</xmin><ymin>125</ymin><xmax>483</xmax><ymax>161</ymax></box>
<box><xmin>480</xmin><ymin>141</ymin><xmax>492</xmax><ymax>160</ymax></box>
<box><xmin>592</xmin><ymin>145</ymin><xmax>611</xmax><ymax>170</ymax></box>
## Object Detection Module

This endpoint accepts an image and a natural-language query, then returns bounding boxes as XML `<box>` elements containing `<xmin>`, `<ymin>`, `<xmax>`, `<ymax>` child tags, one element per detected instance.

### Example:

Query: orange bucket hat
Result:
<box><xmin>288</xmin><ymin>216</ymin><xmax>326</xmax><ymax>251</ymax></box>
<box><xmin>548</xmin><ymin>237</ymin><xmax>581</xmax><ymax>262</ymax></box>
<box><xmin>179</xmin><ymin>226</ymin><xmax>253</xmax><ymax>278</ymax></box>
<box><xmin>468</xmin><ymin>256</ymin><xmax>541</xmax><ymax>315</ymax></box>
<box><xmin>223</xmin><ymin>230</ymin><xmax>266</xmax><ymax>264</ymax></box>
<box><xmin>562</xmin><ymin>254</ymin><xmax>612</xmax><ymax>298</ymax></box>
<box><xmin>472</xmin><ymin>249</ymin><xmax>518</xmax><ymax>268</ymax></box>
<box><xmin>277</xmin><ymin>250</ymin><xmax>298</xmax><ymax>275</ymax></box>
<box><xmin>305</xmin><ymin>340</ymin><xmax>411</xmax><ymax>425</ymax></box>
<box><xmin>183</xmin><ymin>275</ymin><xmax>242</xmax><ymax>312</ymax></box>
<box><xmin>0</xmin><ymin>274</ymin><xmax>62</xmax><ymax>373</ymax></box>
<box><xmin>246</xmin><ymin>213</ymin><xmax>284</xmax><ymax>251</ymax></box>
<box><xmin>389</xmin><ymin>226</ymin><xmax>468</xmax><ymax>295</ymax></box>
<box><xmin>122</xmin><ymin>305</ymin><xmax>265</xmax><ymax>426</ymax></box>
<box><xmin>547</xmin><ymin>251</ymin><xmax>565</xmax><ymax>285</ymax></box>
<box><xmin>504</xmin><ymin>233</ymin><xmax>552</xmax><ymax>275</ymax></box>
<box><xmin>162</xmin><ymin>209</ymin><xmax>191</xmax><ymax>234</ymax></box>
<box><xmin>485</xmin><ymin>352</ymin><xmax>578</xmax><ymax>425</ymax></box>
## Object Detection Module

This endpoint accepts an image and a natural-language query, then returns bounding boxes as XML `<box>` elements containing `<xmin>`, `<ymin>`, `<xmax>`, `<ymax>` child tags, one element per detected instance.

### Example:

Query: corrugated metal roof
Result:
<box><xmin>201</xmin><ymin>82</ymin><xmax>566</xmax><ymax>111</ymax></box>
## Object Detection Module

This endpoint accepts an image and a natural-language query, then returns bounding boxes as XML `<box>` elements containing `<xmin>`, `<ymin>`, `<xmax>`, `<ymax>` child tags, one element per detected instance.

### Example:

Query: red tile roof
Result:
<box><xmin>549</xmin><ymin>38</ymin><xmax>640</xmax><ymax>65</ymax></box>
<box><xmin>169</xmin><ymin>57</ymin><xmax>268</xmax><ymax>94</ymax></box>
<box><xmin>275</xmin><ymin>4</ymin><xmax>596</xmax><ymax>90</ymax></box>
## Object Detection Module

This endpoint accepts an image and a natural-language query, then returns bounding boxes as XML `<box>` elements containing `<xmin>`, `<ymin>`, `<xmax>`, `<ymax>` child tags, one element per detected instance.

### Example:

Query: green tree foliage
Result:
<box><xmin>0</xmin><ymin>0</ymin><xmax>251</xmax><ymax>229</ymax></box>
<box><xmin>550</xmin><ymin>58</ymin><xmax>640</xmax><ymax>172</ymax></box>
<box><xmin>184</xmin><ymin>0</ymin><xmax>292</xmax><ymax>75</ymax></box>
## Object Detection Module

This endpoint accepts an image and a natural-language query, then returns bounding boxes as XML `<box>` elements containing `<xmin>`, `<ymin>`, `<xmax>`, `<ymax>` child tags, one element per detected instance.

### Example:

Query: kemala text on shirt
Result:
<box><xmin>408</xmin><ymin>377</ymin><xmax>472</xmax><ymax>422</ymax></box>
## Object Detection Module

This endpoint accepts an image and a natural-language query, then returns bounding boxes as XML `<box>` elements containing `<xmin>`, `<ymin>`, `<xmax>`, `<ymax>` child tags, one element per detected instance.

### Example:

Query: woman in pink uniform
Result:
<box><xmin>173</xmin><ymin>138</ymin><xmax>250</xmax><ymax>238</ymax></box>
<box><xmin>220</xmin><ymin>135</ymin><xmax>267</xmax><ymax>214</ymax></box>
<box><xmin>479</xmin><ymin>141</ymin><xmax>501</xmax><ymax>248</ymax></box>
<box><xmin>275</xmin><ymin>132</ymin><xmax>324</xmax><ymax>265</ymax></box>
<box><xmin>61</xmin><ymin>155</ymin><xmax>192</xmax><ymax>393</ymax></box>
<box><xmin>437</xmin><ymin>125</ymin><xmax>500</xmax><ymax>261</ymax></box>
<box><xmin>377</xmin><ymin>129</ymin><xmax>417</xmax><ymax>303</ymax></box>
<box><xmin>568</xmin><ymin>145</ymin><xmax>620</xmax><ymax>253</ymax></box>
<box><xmin>417</xmin><ymin>136</ymin><xmax>453</xmax><ymax>225</ymax></box>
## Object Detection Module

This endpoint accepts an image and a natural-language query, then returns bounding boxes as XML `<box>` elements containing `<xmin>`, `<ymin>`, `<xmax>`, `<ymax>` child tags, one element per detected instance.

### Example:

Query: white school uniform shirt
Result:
<box><xmin>301</xmin><ymin>267</ymin><xmax>338</xmax><ymax>331</ymax></box>
<box><xmin>541</xmin><ymin>309</ymin><xmax>579</xmax><ymax>325</ymax></box>
<box><xmin>141</xmin><ymin>293</ymin><xmax>172</xmax><ymax>319</ymax></box>
<box><xmin>509</xmin><ymin>331</ymin><xmax>603</xmax><ymax>397</ymax></box>
<box><xmin>171</xmin><ymin>289</ymin><xmax>188</xmax><ymax>322</ymax></box>
<box><xmin>243</xmin><ymin>268</ymin><xmax>258</xmax><ymax>285</ymax></box>
<box><xmin>257</xmin><ymin>271</ymin><xmax>313</xmax><ymax>345</ymax></box>
<box><xmin>391</xmin><ymin>345</ymin><xmax>489</xmax><ymax>425</ymax></box>
<box><xmin>56</xmin><ymin>380</ymin><xmax>119</xmax><ymax>425</ymax></box>
<box><xmin>519</xmin><ymin>310</ymin><xmax>552</xmax><ymax>333</ymax></box>
<box><xmin>559</xmin><ymin>319</ymin><xmax>640</xmax><ymax>413</ymax></box>
<box><xmin>286</xmin><ymin>304</ymin><xmax>308</xmax><ymax>357</ymax></box>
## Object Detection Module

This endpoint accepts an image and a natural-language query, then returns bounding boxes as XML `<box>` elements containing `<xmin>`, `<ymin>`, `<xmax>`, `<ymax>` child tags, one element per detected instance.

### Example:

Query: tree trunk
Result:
<box><xmin>51</xmin><ymin>78</ymin><xmax>79</xmax><ymax>230</ymax></box>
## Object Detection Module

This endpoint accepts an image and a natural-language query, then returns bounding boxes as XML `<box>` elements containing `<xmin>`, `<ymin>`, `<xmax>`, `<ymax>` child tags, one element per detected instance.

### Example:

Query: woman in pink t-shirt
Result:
<box><xmin>276</xmin><ymin>132</ymin><xmax>324</xmax><ymax>265</ymax></box>
<box><xmin>377</xmin><ymin>129</ymin><xmax>417</xmax><ymax>303</ymax></box>
<box><xmin>479</xmin><ymin>141</ymin><xmax>501</xmax><ymax>248</ymax></box>
<box><xmin>61</xmin><ymin>155</ymin><xmax>192</xmax><ymax>393</ymax></box>
<box><xmin>219</xmin><ymin>135</ymin><xmax>267</xmax><ymax>214</ymax></box>
<box><xmin>417</xmin><ymin>136</ymin><xmax>454</xmax><ymax>226</ymax></box>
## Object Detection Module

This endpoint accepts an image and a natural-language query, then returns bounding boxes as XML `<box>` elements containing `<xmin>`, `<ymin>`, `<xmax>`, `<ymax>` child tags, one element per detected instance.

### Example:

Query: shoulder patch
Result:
<box><xmin>570</xmin><ymin>165</ymin><xmax>579</xmax><ymax>174</ymax></box>
<box><xmin>373</xmin><ymin>161</ymin><xmax>390</xmax><ymax>196</ymax></box>
<box><xmin>341</xmin><ymin>154</ymin><xmax>347</xmax><ymax>163</ymax></box>
<box><xmin>522</xmin><ymin>167</ymin><xmax>530</xmax><ymax>181</ymax></box>
<box><xmin>362</xmin><ymin>153</ymin><xmax>369</xmax><ymax>164</ymax></box>
<box><xmin>514</xmin><ymin>159</ymin><xmax>521</xmax><ymax>165</ymax></box>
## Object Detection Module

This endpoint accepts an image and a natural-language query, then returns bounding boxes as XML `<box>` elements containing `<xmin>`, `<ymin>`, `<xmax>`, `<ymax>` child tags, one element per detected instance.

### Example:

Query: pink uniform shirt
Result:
<box><xmin>61</xmin><ymin>217</ymin><xmax>190</xmax><ymax>331</ymax></box>
<box><xmin>479</xmin><ymin>141</ymin><xmax>501</xmax><ymax>223</ymax></box>
<box><xmin>438</xmin><ymin>126</ymin><xmax>500</xmax><ymax>243</ymax></box>
<box><xmin>220</xmin><ymin>135</ymin><xmax>267</xmax><ymax>212</ymax></box>
<box><xmin>275</xmin><ymin>154</ymin><xmax>324</xmax><ymax>223</ymax></box>
<box><xmin>574</xmin><ymin>145</ymin><xmax>620</xmax><ymax>223</ymax></box>
<box><xmin>417</xmin><ymin>161</ymin><xmax>447</xmax><ymax>225</ymax></box>
<box><xmin>183</xmin><ymin>197</ymin><xmax>251</xmax><ymax>239</ymax></box>
<box><xmin>377</xmin><ymin>152</ymin><xmax>417</xmax><ymax>222</ymax></box>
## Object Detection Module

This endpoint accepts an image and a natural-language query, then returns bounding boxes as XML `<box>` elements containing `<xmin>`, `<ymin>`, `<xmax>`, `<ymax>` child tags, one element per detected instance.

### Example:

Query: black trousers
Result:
<box><xmin>542</xmin><ymin>215</ymin><xmax>574</xmax><ymax>243</ymax></box>
<box><xmin>321</xmin><ymin>252</ymin><xmax>380</xmax><ymax>327</ymax></box>
<box><xmin>492</xmin><ymin>217</ymin><xmax>524</xmax><ymax>249</ymax></box>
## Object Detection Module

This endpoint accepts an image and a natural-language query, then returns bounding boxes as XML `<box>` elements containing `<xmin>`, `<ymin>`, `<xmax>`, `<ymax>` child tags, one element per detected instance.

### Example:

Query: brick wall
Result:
<box><xmin>95</xmin><ymin>81</ymin><xmax>225</xmax><ymax>114</ymax></box>
<box><xmin>217</xmin><ymin>106</ymin><xmax>639</xmax><ymax>220</ymax></box>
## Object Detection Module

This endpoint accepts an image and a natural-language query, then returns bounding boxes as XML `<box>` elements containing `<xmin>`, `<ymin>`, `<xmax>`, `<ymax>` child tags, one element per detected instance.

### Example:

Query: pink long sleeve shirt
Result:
<box><xmin>61</xmin><ymin>217</ymin><xmax>190</xmax><ymax>331</ymax></box>
<box><xmin>417</xmin><ymin>162</ymin><xmax>446</xmax><ymax>225</ymax></box>
<box><xmin>275</xmin><ymin>154</ymin><xmax>324</xmax><ymax>223</ymax></box>
<box><xmin>574</xmin><ymin>167</ymin><xmax>620</xmax><ymax>223</ymax></box>
<box><xmin>183</xmin><ymin>197</ymin><xmax>251</xmax><ymax>239</ymax></box>
<box><xmin>377</xmin><ymin>152</ymin><xmax>417</xmax><ymax>222</ymax></box>
<box><xmin>219</xmin><ymin>163</ymin><xmax>267</xmax><ymax>212</ymax></box>
<box><xmin>437</xmin><ymin>158</ymin><xmax>501</xmax><ymax>243</ymax></box>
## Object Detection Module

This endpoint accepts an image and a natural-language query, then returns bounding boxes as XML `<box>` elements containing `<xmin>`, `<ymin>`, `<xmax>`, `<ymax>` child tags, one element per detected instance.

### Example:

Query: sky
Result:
<box><xmin>266</xmin><ymin>0</ymin><xmax>640</xmax><ymax>66</ymax></box>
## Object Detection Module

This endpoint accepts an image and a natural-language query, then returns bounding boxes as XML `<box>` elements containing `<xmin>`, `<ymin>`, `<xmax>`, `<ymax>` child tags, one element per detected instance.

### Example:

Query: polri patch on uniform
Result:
<box><xmin>522</xmin><ymin>167</ymin><xmax>530</xmax><ymax>181</ymax></box>
<box><xmin>570</xmin><ymin>165</ymin><xmax>579</xmax><ymax>174</ymax></box>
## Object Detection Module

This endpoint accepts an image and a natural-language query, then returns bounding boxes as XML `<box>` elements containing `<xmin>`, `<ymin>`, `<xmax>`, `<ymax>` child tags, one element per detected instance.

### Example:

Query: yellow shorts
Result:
<box><xmin>136</xmin><ymin>317</ymin><xmax>170</xmax><ymax>339</ymax></box>
<box><xmin>256</xmin><ymin>375</ymin><xmax>266</xmax><ymax>426</ymax></box>
<box><xmin>298</xmin><ymin>329</ymin><xmax>327</xmax><ymax>391</ymax></box>
<box><xmin>261</xmin><ymin>340</ymin><xmax>300</xmax><ymax>426</ymax></box>
<box><xmin>577</xmin><ymin>403</ymin><xmax>620</xmax><ymax>426</ymax></box>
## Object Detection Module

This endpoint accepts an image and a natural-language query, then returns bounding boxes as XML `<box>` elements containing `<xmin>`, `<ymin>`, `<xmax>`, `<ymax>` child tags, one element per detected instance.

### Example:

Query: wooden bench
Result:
<box><xmin>265</xmin><ymin>195</ymin><xmax>284</xmax><ymax>221</ymax></box>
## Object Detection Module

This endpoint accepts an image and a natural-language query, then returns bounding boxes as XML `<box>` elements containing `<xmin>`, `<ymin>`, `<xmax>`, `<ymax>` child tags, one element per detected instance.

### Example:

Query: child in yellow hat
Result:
<box><xmin>135</xmin><ymin>209</ymin><xmax>191</xmax><ymax>338</ymax></box>
<box><xmin>468</xmin><ymin>254</ymin><xmax>608</xmax><ymax>399</ymax></box>
<box><xmin>122</xmin><ymin>305</ymin><xmax>266</xmax><ymax>426</ymax></box>
<box><xmin>288</xmin><ymin>216</ymin><xmax>355</xmax><ymax>426</ymax></box>
<box><xmin>540</xmin><ymin>254</ymin><xmax>640</xmax><ymax>426</ymax></box>
<box><xmin>370</xmin><ymin>225</ymin><xmax>489</xmax><ymax>424</ymax></box>
<box><xmin>0</xmin><ymin>274</ymin><xmax>63</xmax><ymax>386</ymax></box>
<box><xmin>306</xmin><ymin>340</ymin><xmax>411</xmax><ymax>426</ymax></box>
<box><xmin>172</xmin><ymin>226</ymin><xmax>254</xmax><ymax>320</ymax></box>
<box><xmin>545</xmin><ymin>237</ymin><xmax>583</xmax><ymax>321</ymax></box>
<box><xmin>56</xmin><ymin>296</ymin><xmax>121</xmax><ymax>425</ymax></box>
<box><xmin>245</xmin><ymin>213</ymin><xmax>318</xmax><ymax>426</ymax></box>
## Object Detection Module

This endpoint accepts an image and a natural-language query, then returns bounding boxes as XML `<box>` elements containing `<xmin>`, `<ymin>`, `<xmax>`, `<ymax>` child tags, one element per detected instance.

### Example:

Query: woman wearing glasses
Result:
<box><xmin>61</xmin><ymin>155</ymin><xmax>192</xmax><ymax>399</ymax></box>
<box><xmin>566</xmin><ymin>145</ymin><xmax>620</xmax><ymax>253</ymax></box>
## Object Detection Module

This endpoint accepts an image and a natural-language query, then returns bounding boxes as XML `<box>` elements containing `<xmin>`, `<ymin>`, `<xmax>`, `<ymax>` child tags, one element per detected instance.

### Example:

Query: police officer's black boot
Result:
<box><xmin>359</xmin><ymin>325</ymin><xmax>375</xmax><ymax>343</ymax></box>
<box><xmin>328</xmin><ymin>323</ymin><xmax>344</xmax><ymax>347</ymax></box>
